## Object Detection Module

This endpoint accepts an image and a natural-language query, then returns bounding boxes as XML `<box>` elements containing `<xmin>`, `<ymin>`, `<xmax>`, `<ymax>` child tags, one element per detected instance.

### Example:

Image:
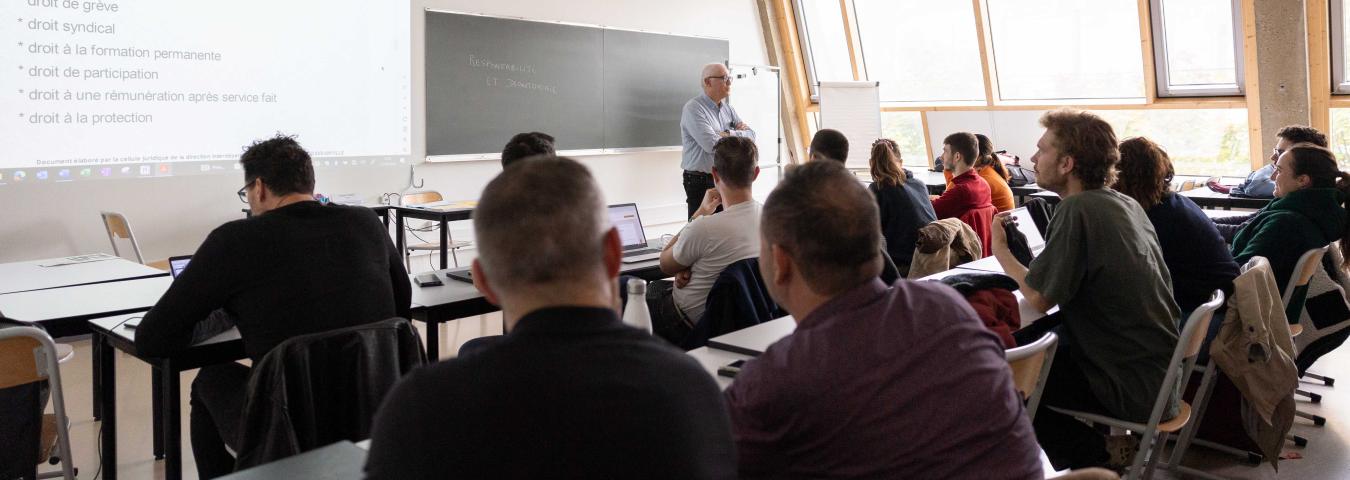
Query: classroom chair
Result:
<box><xmin>100</xmin><ymin>211</ymin><xmax>170</xmax><ymax>270</ymax></box>
<box><xmin>1047</xmin><ymin>290</ymin><xmax>1222</xmax><ymax>480</ymax></box>
<box><xmin>0</xmin><ymin>326</ymin><xmax>76</xmax><ymax>480</ymax></box>
<box><xmin>1146</xmin><ymin>291</ymin><xmax>1228</xmax><ymax>480</ymax></box>
<box><xmin>233</xmin><ymin>318</ymin><xmax>427</xmax><ymax>470</ymax></box>
<box><xmin>1284</xmin><ymin>247</ymin><xmax>1330</xmax><ymax>435</ymax></box>
<box><xmin>1005</xmin><ymin>332</ymin><xmax>1057</xmax><ymax>423</ymax></box>
<box><xmin>401</xmin><ymin>191</ymin><xmax>472</xmax><ymax>268</ymax></box>
<box><xmin>680</xmin><ymin>258</ymin><xmax>782</xmax><ymax>349</ymax></box>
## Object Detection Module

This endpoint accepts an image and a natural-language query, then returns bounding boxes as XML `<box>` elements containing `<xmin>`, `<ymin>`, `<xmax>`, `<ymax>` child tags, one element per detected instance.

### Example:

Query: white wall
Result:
<box><xmin>0</xmin><ymin>0</ymin><xmax>771</xmax><ymax>264</ymax></box>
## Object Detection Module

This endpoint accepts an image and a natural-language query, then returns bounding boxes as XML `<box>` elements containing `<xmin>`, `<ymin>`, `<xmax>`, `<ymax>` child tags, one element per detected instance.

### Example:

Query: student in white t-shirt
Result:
<box><xmin>652</xmin><ymin>136</ymin><xmax>761</xmax><ymax>344</ymax></box>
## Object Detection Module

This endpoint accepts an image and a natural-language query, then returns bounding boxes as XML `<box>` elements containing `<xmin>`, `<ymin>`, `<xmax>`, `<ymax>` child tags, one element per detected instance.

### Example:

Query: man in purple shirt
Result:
<box><xmin>725</xmin><ymin>160</ymin><xmax>1043</xmax><ymax>479</ymax></box>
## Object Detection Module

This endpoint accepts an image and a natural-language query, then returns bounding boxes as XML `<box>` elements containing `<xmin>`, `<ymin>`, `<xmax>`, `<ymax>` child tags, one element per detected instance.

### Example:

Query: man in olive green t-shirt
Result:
<box><xmin>991</xmin><ymin>110</ymin><xmax>1181</xmax><ymax>471</ymax></box>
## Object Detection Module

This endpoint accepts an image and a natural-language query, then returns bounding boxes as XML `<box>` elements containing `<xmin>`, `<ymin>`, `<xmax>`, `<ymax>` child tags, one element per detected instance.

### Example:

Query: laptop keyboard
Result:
<box><xmin>623</xmin><ymin>248</ymin><xmax>660</xmax><ymax>257</ymax></box>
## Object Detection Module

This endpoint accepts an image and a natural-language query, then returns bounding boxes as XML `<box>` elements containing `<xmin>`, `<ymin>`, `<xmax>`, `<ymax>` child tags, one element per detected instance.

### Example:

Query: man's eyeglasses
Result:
<box><xmin>705</xmin><ymin>75</ymin><xmax>732</xmax><ymax>85</ymax></box>
<box><xmin>237</xmin><ymin>182</ymin><xmax>251</xmax><ymax>203</ymax></box>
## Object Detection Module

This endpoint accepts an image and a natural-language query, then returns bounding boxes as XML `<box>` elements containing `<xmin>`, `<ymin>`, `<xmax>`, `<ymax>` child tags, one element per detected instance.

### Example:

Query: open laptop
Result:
<box><xmin>608</xmin><ymin>203</ymin><xmax>661</xmax><ymax>263</ymax></box>
<box><xmin>1007</xmin><ymin>207</ymin><xmax>1045</xmax><ymax>253</ymax></box>
<box><xmin>168</xmin><ymin>255</ymin><xmax>192</xmax><ymax>279</ymax></box>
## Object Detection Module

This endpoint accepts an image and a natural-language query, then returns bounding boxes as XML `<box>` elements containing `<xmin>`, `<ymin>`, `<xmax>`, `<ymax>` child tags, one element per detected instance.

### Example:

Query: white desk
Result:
<box><xmin>0</xmin><ymin>254</ymin><xmax>167</xmax><ymax>295</ymax></box>
<box><xmin>1203</xmin><ymin>208</ymin><xmax>1254</xmax><ymax>221</ymax></box>
<box><xmin>685</xmin><ymin>346</ymin><xmax>749</xmax><ymax>391</ymax></box>
<box><xmin>706</xmin><ymin>316</ymin><xmax>795</xmax><ymax>356</ymax></box>
<box><xmin>0</xmin><ymin>276</ymin><xmax>172</xmax><ymax>337</ymax></box>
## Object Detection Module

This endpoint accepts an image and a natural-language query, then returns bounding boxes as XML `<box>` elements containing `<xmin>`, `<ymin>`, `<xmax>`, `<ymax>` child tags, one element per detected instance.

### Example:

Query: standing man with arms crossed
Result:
<box><xmin>681</xmin><ymin>63</ymin><xmax>755</xmax><ymax>218</ymax></box>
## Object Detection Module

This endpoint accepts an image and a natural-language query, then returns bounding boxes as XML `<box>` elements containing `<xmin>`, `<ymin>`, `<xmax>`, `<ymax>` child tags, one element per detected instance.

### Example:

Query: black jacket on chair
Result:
<box><xmin>232</xmin><ymin>318</ymin><xmax>426</xmax><ymax>470</ymax></box>
<box><xmin>682</xmin><ymin>258</ymin><xmax>783</xmax><ymax>349</ymax></box>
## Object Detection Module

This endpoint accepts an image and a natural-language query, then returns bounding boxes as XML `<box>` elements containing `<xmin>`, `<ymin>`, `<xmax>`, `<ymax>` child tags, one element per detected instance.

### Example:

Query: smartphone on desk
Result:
<box><xmin>415</xmin><ymin>273</ymin><xmax>444</xmax><ymax>287</ymax></box>
<box><xmin>717</xmin><ymin>359</ymin><xmax>748</xmax><ymax>378</ymax></box>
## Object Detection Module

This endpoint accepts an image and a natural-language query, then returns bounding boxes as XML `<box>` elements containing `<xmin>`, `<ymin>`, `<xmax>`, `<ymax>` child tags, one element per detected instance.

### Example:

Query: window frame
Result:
<box><xmin>1150</xmin><ymin>0</ymin><xmax>1246</xmax><ymax>97</ymax></box>
<box><xmin>1333</xmin><ymin>0</ymin><xmax>1350</xmax><ymax>93</ymax></box>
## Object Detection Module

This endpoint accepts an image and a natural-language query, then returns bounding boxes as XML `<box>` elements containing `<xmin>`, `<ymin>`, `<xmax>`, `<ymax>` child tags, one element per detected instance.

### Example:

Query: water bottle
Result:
<box><xmin>623</xmin><ymin>278</ymin><xmax>653</xmax><ymax>334</ymax></box>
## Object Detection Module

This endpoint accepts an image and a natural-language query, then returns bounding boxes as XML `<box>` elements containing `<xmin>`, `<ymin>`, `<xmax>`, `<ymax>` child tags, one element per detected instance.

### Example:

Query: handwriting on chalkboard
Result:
<box><xmin>469</xmin><ymin>54</ymin><xmax>557</xmax><ymax>95</ymax></box>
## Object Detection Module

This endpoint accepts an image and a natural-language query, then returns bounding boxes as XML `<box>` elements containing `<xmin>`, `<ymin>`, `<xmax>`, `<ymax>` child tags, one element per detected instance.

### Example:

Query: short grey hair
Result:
<box><xmin>474</xmin><ymin>157</ymin><xmax>609</xmax><ymax>290</ymax></box>
<box><xmin>701</xmin><ymin>63</ymin><xmax>726</xmax><ymax>86</ymax></box>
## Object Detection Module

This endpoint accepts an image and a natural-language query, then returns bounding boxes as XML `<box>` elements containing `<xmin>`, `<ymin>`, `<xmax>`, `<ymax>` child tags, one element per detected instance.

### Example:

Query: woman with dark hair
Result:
<box><xmin>868</xmin><ymin>138</ymin><xmax>936</xmax><ymax>276</ymax></box>
<box><xmin>1113</xmin><ymin>137</ymin><xmax>1239</xmax><ymax>314</ymax></box>
<box><xmin>945</xmin><ymin>134</ymin><xmax>1015</xmax><ymax>212</ymax></box>
<box><xmin>1231</xmin><ymin>143</ymin><xmax>1350</xmax><ymax>316</ymax></box>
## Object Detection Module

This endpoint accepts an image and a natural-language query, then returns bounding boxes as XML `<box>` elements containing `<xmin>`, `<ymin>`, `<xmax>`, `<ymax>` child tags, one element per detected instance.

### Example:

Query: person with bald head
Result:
<box><xmin>680</xmin><ymin>62</ymin><xmax>755</xmax><ymax>218</ymax></box>
<box><xmin>365</xmin><ymin>157</ymin><xmax>736</xmax><ymax>479</ymax></box>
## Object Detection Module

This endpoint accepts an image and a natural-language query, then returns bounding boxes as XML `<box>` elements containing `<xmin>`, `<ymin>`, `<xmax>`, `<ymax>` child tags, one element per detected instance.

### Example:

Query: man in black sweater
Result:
<box><xmin>135</xmin><ymin>135</ymin><xmax>410</xmax><ymax>479</ymax></box>
<box><xmin>364</xmin><ymin>157</ymin><xmax>736</xmax><ymax>479</ymax></box>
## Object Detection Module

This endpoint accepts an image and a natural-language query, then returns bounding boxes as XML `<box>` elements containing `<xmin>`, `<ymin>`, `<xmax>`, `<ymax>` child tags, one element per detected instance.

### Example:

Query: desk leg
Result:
<box><xmin>396</xmin><ymin>211</ymin><xmax>407</xmax><ymax>258</ymax></box>
<box><xmin>152</xmin><ymin>367</ymin><xmax>164</xmax><ymax>458</ymax></box>
<box><xmin>92</xmin><ymin>338</ymin><xmax>102</xmax><ymax>420</ymax></box>
<box><xmin>162</xmin><ymin>364</ymin><xmax>183</xmax><ymax>480</ymax></box>
<box><xmin>439</xmin><ymin>218</ymin><xmax>449</xmax><ymax>270</ymax></box>
<box><xmin>99</xmin><ymin>335</ymin><xmax>118</xmax><ymax>480</ymax></box>
<box><xmin>426</xmin><ymin>319</ymin><xmax>440</xmax><ymax>360</ymax></box>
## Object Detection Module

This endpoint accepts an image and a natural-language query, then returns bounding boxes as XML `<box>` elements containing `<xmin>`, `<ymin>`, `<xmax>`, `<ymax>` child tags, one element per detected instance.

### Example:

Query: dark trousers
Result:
<box><xmin>682</xmin><ymin>171</ymin><xmax>721</xmax><ymax>219</ymax></box>
<box><xmin>1015</xmin><ymin>315</ymin><xmax>1111</xmax><ymax>470</ymax></box>
<box><xmin>190</xmin><ymin>362</ymin><xmax>250</xmax><ymax>479</ymax></box>
<box><xmin>620</xmin><ymin>275</ymin><xmax>692</xmax><ymax>346</ymax></box>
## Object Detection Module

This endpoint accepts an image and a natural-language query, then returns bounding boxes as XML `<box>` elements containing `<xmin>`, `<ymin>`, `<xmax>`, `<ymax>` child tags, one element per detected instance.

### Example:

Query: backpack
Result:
<box><xmin>999</xmin><ymin>151</ymin><xmax>1036</xmax><ymax>187</ymax></box>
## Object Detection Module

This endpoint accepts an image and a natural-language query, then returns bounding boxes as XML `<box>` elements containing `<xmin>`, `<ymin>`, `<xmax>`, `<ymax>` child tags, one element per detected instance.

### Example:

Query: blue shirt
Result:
<box><xmin>1145</xmin><ymin>192</ymin><xmax>1239</xmax><ymax>313</ymax></box>
<box><xmin>1232</xmin><ymin>163</ymin><xmax>1275</xmax><ymax>198</ymax></box>
<box><xmin>680</xmin><ymin>94</ymin><xmax>754</xmax><ymax>172</ymax></box>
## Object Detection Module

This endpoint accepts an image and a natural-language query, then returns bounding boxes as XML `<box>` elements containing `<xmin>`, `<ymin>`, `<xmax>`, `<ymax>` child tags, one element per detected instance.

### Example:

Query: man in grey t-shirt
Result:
<box><xmin>653</xmin><ymin>136</ymin><xmax>761</xmax><ymax>344</ymax></box>
<box><xmin>991</xmin><ymin>110</ymin><xmax>1181</xmax><ymax>471</ymax></box>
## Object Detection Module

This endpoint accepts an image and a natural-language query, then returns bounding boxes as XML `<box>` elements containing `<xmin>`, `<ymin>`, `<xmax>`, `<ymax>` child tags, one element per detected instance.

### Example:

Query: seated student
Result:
<box><xmin>932</xmin><ymin>132</ymin><xmax>995</xmax><ymax>256</ymax></box>
<box><xmin>1231</xmin><ymin>143</ymin><xmax>1350</xmax><ymax>316</ymax></box>
<box><xmin>1113</xmin><ymin>137</ymin><xmax>1239</xmax><ymax>314</ymax></box>
<box><xmin>655</xmin><ymin>136</ymin><xmax>761</xmax><ymax>343</ymax></box>
<box><xmin>990</xmin><ymin>110</ymin><xmax>1181</xmax><ymax>470</ymax></box>
<box><xmin>135</xmin><ymin>135</ymin><xmax>411</xmax><ymax>479</ymax></box>
<box><xmin>1213</xmin><ymin>125</ymin><xmax>1329</xmax><ymax>241</ymax></box>
<box><xmin>809</xmin><ymin>128</ymin><xmax>849</xmax><ymax>163</ymax></box>
<box><xmin>500</xmin><ymin>131</ymin><xmax>555</xmax><ymax>167</ymax></box>
<box><xmin>867</xmin><ymin>138</ymin><xmax>937</xmax><ymax>276</ymax></box>
<box><xmin>365</xmin><ymin>157</ymin><xmax>736</xmax><ymax>479</ymax></box>
<box><xmin>945</xmin><ymin>134</ymin><xmax>1015</xmax><ymax>212</ymax></box>
<box><xmin>725</xmin><ymin>160</ymin><xmax>1042</xmax><ymax>479</ymax></box>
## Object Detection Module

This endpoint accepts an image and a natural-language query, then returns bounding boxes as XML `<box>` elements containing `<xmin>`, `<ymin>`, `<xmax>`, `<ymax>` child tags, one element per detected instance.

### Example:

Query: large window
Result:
<box><xmin>796</xmin><ymin>0</ymin><xmax>855</xmax><ymax>95</ymax></box>
<box><xmin>853</xmin><ymin>0</ymin><xmax>985</xmax><ymax>104</ymax></box>
<box><xmin>1095</xmin><ymin>109</ymin><xmax>1251</xmax><ymax>176</ymax></box>
<box><xmin>984</xmin><ymin>0</ymin><xmax>1145</xmax><ymax>101</ymax></box>
<box><xmin>1150</xmin><ymin>0</ymin><xmax>1244</xmax><ymax>96</ymax></box>
<box><xmin>1329</xmin><ymin>108</ymin><xmax>1350</xmax><ymax>168</ymax></box>
<box><xmin>881</xmin><ymin>112</ymin><xmax>930</xmax><ymax>167</ymax></box>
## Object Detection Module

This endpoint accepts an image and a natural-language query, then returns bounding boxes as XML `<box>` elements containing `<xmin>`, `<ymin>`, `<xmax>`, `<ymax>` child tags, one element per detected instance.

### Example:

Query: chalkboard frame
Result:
<box><xmin>423</xmin><ymin>9</ymin><xmax>732</xmax><ymax>162</ymax></box>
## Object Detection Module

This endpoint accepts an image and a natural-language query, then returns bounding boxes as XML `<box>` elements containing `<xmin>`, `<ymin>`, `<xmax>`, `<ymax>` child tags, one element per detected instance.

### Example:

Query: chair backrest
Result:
<box><xmin>0</xmin><ymin>334</ymin><xmax>44</xmax><ymax>389</ymax></box>
<box><xmin>100</xmin><ymin>211</ymin><xmax>145</xmax><ymax>264</ymax></box>
<box><xmin>233</xmin><ymin>318</ymin><xmax>427</xmax><ymax>469</ymax></box>
<box><xmin>682</xmin><ymin>258</ymin><xmax>782</xmax><ymax>349</ymax></box>
<box><xmin>1281</xmin><ymin>246</ymin><xmax>1328</xmax><ymax>310</ymax></box>
<box><xmin>0</xmin><ymin>325</ymin><xmax>75</xmax><ymax>480</ymax></box>
<box><xmin>1143</xmin><ymin>290</ymin><xmax>1225</xmax><ymax>429</ymax></box>
<box><xmin>1005</xmin><ymin>331</ymin><xmax>1057</xmax><ymax>422</ymax></box>
<box><xmin>1178</xmin><ymin>180</ymin><xmax>1197</xmax><ymax>192</ymax></box>
<box><xmin>402</xmin><ymin>191</ymin><xmax>443</xmax><ymax>206</ymax></box>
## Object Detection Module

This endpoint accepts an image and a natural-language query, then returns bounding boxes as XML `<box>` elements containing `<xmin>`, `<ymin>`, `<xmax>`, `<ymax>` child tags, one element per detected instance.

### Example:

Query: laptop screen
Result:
<box><xmin>1008</xmin><ymin>207</ymin><xmax>1044</xmax><ymax>250</ymax></box>
<box><xmin>169</xmin><ymin>256</ymin><xmax>192</xmax><ymax>279</ymax></box>
<box><xmin>606</xmin><ymin>203</ymin><xmax>649</xmax><ymax>250</ymax></box>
